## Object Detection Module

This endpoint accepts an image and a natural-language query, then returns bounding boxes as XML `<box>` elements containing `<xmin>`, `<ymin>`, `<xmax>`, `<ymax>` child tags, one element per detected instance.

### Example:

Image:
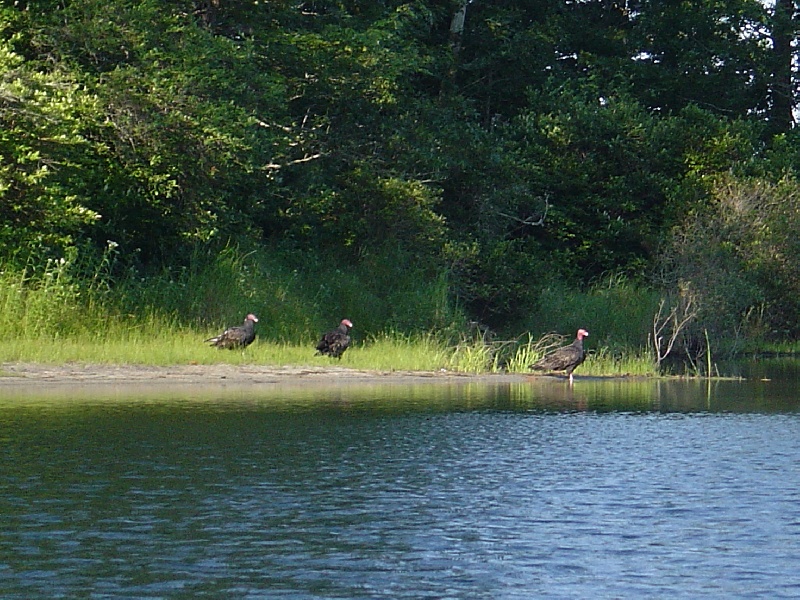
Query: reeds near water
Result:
<box><xmin>5</xmin><ymin>247</ymin><xmax>788</xmax><ymax>374</ymax></box>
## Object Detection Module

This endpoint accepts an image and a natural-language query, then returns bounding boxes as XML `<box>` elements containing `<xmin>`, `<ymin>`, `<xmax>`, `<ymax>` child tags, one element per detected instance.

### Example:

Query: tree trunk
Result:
<box><xmin>449</xmin><ymin>1</ymin><xmax>469</xmax><ymax>58</ymax></box>
<box><xmin>768</xmin><ymin>0</ymin><xmax>797</xmax><ymax>134</ymax></box>
<box><xmin>441</xmin><ymin>0</ymin><xmax>471</xmax><ymax>96</ymax></box>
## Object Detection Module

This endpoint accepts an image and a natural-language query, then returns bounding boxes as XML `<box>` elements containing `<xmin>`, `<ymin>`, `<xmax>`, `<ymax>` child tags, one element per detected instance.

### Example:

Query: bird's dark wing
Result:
<box><xmin>328</xmin><ymin>334</ymin><xmax>351</xmax><ymax>358</ymax></box>
<box><xmin>207</xmin><ymin>323</ymin><xmax>254</xmax><ymax>349</ymax></box>
<box><xmin>316</xmin><ymin>331</ymin><xmax>335</xmax><ymax>353</ymax></box>
<box><xmin>316</xmin><ymin>330</ymin><xmax>350</xmax><ymax>357</ymax></box>
<box><xmin>531</xmin><ymin>343</ymin><xmax>583</xmax><ymax>372</ymax></box>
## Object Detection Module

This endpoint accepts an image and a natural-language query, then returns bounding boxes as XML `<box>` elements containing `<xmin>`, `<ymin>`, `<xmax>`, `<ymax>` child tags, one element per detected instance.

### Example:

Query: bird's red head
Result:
<box><xmin>577</xmin><ymin>328</ymin><xmax>589</xmax><ymax>339</ymax></box>
<box><xmin>341</xmin><ymin>319</ymin><xmax>353</xmax><ymax>328</ymax></box>
<box><xmin>246</xmin><ymin>314</ymin><xmax>259</xmax><ymax>322</ymax></box>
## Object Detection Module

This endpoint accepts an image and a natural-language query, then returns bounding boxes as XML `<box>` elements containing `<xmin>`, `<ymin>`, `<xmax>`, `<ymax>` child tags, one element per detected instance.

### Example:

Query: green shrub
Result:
<box><xmin>657</xmin><ymin>176</ymin><xmax>800</xmax><ymax>351</ymax></box>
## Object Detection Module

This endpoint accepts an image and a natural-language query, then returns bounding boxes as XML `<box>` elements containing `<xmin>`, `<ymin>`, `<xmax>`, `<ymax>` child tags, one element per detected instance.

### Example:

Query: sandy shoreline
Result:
<box><xmin>0</xmin><ymin>362</ymin><xmax>531</xmax><ymax>389</ymax></box>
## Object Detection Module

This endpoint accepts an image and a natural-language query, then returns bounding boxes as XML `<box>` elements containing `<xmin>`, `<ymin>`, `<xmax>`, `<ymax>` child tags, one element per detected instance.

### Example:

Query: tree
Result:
<box><xmin>0</xmin><ymin>10</ymin><xmax>103</xmax><ymax>260</ymax></box>
<box><xmin>768</xmin><ymin>0</ymin><xmax>798</xmax><ymax>134</ymax></box>
<box><xmin>26</xmin><ymin>0</ymin><xmax>295</xmax><ymax>263</ymax></box>
<box><xmin>657</xmin><ymin>176</ymin><xmax>800</xmax><ymax>343</ymax></box>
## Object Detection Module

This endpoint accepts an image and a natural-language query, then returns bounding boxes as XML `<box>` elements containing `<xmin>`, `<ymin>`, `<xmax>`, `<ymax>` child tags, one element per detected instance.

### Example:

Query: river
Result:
<box><xmin>1</xmin><ymin>360</ymin><xmax>799</xmax><ymax>598</ymax></box>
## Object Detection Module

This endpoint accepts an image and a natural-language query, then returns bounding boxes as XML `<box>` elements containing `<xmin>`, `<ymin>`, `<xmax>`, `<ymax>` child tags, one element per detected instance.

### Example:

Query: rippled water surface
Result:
<box><xmin>2</xmin><ymin>365</ymin><xmax>800</xmax><ymax>598</ymax></box>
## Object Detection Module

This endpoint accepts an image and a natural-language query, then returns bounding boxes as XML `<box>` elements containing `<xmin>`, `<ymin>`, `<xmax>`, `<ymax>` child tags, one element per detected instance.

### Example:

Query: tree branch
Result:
<box><xmin>262</xmin><ymin>153</ymin><xmax>324</xmax><ymax>170</ymax></box>
<box><xmin>494</xmin><ymin>194</ymin><xmax>549</xmax><ymax>227</ymax></box>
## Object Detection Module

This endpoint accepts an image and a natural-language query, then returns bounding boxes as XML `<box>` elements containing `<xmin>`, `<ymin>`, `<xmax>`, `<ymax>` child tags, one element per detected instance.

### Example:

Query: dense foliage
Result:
<box><xmin>2</xmin><ymin>0</ymin><xmax>800</xmax><ymax>347</ymax></box>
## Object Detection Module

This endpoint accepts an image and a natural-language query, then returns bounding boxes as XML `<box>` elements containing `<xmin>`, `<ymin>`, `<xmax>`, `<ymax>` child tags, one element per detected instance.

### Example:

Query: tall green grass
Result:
<box><xmin>0</xmin><ymin>256</ymin><xmax>102</xmax><ymax>339</ymax></box>
<box><xmin>527</xmin><ymin>274</ymin><xmax>663</xmax><ymax>350</ymax></box>
<box><xmin>493</xmin><ymin>332</ymin><xmax>659</xmax><ymax>377</ymax></box>
<box><xmin>489</xmin><ymin>274</ymin><xmax>661</xmax><ymax>376</ymax></box>
<box><xmin>0</xmin><ymin>249</ymin><xmax>671</xmax><ymax>375</ymax></box>
<box><xmin>110</xmin><ymin>245</ymin><xmax>461</xmax><ymax>340</ymax></box>
<box><xmin>0</xmin><ymin>246</ymin><xmax>468</xmax><ymax>368</ymax></box>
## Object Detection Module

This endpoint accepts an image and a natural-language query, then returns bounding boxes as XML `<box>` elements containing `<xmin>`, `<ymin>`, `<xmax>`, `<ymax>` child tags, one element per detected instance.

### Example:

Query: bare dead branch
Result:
<box><xmin>652</xmin><ymin>288</ymin><xmax>698</xmax><ymax>367</ymax></box>
<box><xmin>494</xmin><ymin>194</ymin><xmax>549</xmax><ymax>227</ymax></box>
<box><xmin>262</xmin><ymin>153</ymin><xmax>324</xmax><ymax>170</ymax></box>
<box><xmin>254</xmin><ymin>119</ymin><xmax>293</xmax><ymax>133</ymax></box>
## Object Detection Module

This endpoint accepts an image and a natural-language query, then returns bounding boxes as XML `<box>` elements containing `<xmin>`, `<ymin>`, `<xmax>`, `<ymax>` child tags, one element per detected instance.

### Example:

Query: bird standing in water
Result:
<box><xmin>530</xmin><ymin>328</ymin><xmax>589</xmax><ymax>383</ymax></box>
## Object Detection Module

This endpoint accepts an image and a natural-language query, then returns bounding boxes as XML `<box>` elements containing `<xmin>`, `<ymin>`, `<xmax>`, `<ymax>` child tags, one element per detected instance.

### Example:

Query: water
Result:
<box><xmin>1</xmin><ymin>362</ymin><xmax>799</xmax><ymax>598</ymax></box>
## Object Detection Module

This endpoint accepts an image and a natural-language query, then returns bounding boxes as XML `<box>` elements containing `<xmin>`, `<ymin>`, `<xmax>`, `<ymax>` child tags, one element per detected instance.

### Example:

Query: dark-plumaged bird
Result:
<box><xmin>530</xmin><ymin>328</ymin><xmax>589</xmax><ymax>383</ymax></box>
<box><xmin>206</xmin><ymin>313</ymin><xmax>258</xmax><ymax>349</ymax></box>
<box><xmin>315</xmin><ymin>318</ymin><xmax>353</xmax><ymax>359</ymax></box>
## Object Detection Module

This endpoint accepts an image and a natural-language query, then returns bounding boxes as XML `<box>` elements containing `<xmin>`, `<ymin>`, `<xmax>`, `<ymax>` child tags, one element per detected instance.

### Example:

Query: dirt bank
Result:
<box><xmin>0</xmin><ymin>362</ymin><xmax>531</xmax><ymax>389</ymax></box>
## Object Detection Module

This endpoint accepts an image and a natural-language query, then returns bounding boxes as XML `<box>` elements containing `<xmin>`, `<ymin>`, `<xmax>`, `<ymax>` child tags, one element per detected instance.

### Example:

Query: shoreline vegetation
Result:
<box><xmin>0</xmin><ymin>334</ymin><xmax>660</xmax><ymax>378</ymax></box>
<box><xmin>1</xmin><ymin>246</ymin><xmax>797</xmax><ymax>380</ymax></box>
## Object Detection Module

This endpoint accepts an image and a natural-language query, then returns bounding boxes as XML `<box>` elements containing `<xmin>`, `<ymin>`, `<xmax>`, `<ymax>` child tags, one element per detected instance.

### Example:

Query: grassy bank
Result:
<box><xmin>0</xmin><ymin>332</ymin><xmax>659</xmax><ymax>377</ymax></box>
<box><xmin>3</xmin><ymin>246</ymin><xmax>791</xmax><ymax>376</ymax></box>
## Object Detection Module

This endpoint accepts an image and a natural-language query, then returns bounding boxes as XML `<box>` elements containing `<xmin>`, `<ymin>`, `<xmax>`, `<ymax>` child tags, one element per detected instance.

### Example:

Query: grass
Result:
<box><xmin>0</xmin><ymin>244</ymin><xmax>467</xmax><ymax>369</ymax></box>
<box><xmin>0</xmin><ymin>332</ymin><xmax>470</xmax><ymax>372</ymax></box>
<box><xmin>578</xmin><ymin>347</ymin><xmax>660</xmax><ymax>377</ymax></box>
<box><xmin>0</xmin><ymin>256</ymin><xmax>664</xmax><ymax>377</ymax></box>
<box><xmin>525</xmin><ymin>274</ymin><xmax>663</xmax><ymax>350</ymax></box>
<box><xmin>0</xmin><ymin>331</ymin><xmax>660</xmax><ymax>378</ymax></box>
<box><xmin>491</xmin><ymin>332</ymin><xmax>659</xmax><ymax>377</ymax></box>
<box><xmin>736</xmin><ymin>338</ymin><xmax>800</xmax><ymax>356</ymax></box>
<box><xmin>0</xmin><ymin>246</ymin><xmax>783</xmax><ymax>377</ymax></box>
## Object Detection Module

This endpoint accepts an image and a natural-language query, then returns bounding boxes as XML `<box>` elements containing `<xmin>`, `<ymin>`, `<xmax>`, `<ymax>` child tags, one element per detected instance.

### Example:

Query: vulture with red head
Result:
<box><xmin>530</xmin><ymin>328</ymin><xmax>589</xmax><ymax>382</ymax></box>
<box><xmin>316</xmin><ymin>319</ymin><xmax>353</xmax><ymax>359</ymax></box>
<box><xmin>206</xmin><ymin>313</ymin><xmax>258</xmax><ymax>349</ymax></box>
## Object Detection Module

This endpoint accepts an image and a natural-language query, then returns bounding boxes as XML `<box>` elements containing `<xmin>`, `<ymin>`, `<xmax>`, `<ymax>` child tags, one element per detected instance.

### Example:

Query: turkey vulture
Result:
<box><xmin>206</xmin><ymin>313</ymin><xmax>258</xmax><ymax>349</ymax></box>
<box><xmin>530</xmin><ymin>328</ymin><xmax>589</xmax><ymax>382</ymax></box>
<box><xmin>315</xmin><ymin>319</ymin><xmax>353</xmax><ymax>359</ymax></box>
